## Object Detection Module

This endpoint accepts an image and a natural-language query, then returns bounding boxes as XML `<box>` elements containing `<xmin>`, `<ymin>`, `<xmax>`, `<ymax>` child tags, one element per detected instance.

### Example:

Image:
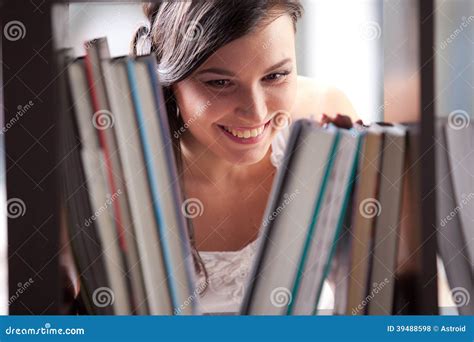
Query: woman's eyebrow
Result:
<box><xmin>196</xmin><ymin>67</ymin><xmax>235</xmax><ymax>76</ymax></box>
<box><xmin>196</xmin><ymin>58</ymin><xmax>292</xmax><ymax>77</ymax></box>
<box><xmin>263</xmin><ymin>58</ymin><xmax>292</xmax><ymax>73</ymax></box>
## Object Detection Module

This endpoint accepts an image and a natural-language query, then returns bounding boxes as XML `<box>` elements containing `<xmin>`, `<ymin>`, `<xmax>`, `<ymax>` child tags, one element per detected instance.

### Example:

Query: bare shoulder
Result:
<box><xmin>291</xmin><ymin>75</ymin><xmax>358</xmax><ymax>121</ymax></box>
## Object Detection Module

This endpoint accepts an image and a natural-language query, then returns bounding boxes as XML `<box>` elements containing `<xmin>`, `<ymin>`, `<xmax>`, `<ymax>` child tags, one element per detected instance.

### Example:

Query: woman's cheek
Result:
<box><xmin>267</xmin><ymin>82</ymin><xmax>297</xmax><ymax>115</ymax></box>
<box><xmin>175</xmin><ymin>83</ymin><xmax>215</xmax><ymax>126</ymax></box>
<box><xmin>190</xmin><ymin>97</ymin><xmax>230</xmax><ymax>129</ymax></box>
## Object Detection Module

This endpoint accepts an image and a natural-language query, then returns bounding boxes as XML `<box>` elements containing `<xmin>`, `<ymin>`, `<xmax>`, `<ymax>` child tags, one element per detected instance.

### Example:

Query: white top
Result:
<box><xmin>197</xmin><ymin>127</ymin><xmax>334</xmax><ymax>315</ymax></box>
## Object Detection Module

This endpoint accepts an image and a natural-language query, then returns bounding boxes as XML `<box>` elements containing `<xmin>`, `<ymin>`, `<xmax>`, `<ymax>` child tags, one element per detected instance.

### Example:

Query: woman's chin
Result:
<box><xmin>216</xmin><ymin>146</ymin><xmax>271</xmax><ymax>166</ymax></box>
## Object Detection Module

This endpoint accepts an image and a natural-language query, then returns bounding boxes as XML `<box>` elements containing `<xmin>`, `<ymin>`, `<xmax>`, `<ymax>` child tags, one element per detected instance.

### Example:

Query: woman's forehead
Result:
<box><xmin>196</xmin><ymin>16</ymin><xmax>296</xmax><ymax>75</ymax></box>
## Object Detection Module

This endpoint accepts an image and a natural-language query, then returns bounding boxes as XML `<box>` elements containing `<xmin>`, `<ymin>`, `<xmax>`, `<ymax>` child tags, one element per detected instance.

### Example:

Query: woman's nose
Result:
<box><xmin>235</xmin><ymin>85</ymin><xmax>268</xmax><ymax>122</ymax></box>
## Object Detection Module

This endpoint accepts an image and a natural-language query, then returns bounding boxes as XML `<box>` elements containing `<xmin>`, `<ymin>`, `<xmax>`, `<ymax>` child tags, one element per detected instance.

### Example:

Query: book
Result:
<box><xmin>435</xmin><ymin>118</ymin><xmax>474</xmax><ymax>315</ymax></box>
<box><xmin>101</xmin><ymin>55</ymin><xmax>169</xmax><ymax>315</ymax></box>
<box><xmin>330</xmin><ymin>180</ymin><xmax>356</xmax><ymax>316</ymax></box>
<box><xmin>444</xmin><ymin>123</ymin><xmax>474</xmax><ymax>268</ymax></box>
<box><xmin>241</xmin><ymin>120</ymin><xmax>340</xmax><ymax>315</ymax></box>
<box><xmin>290</xmin><ymin>128</ymin><xmax>362</xmax><ymax>315</ymax></box>
<box><xmin>345</xmin><ymin>125</ymin><xmax>384</xmax><ymax>315</ymax></box>
<box><xmin>367</xmin><ymin>123</ymin><xmax>406</xmax><ymax>315</ymax></box>
<box><xmin>126</xmin><ymin>55</ymin><xmax>197</xmax><ymax>315</ymax></box>
<box><xmin>63</xmin><ymin>55</ymin><xmax>115</xmax><ymax>315</ymax></box>
<box><xmin>84</xmin><ymin>40</ymin><xmax>139</xmax><ymax>314</ymax></box>
<box><xmin>90</xmin><ymin>38</ymin><xmax>150</xmax><ymax>315</ymax></box>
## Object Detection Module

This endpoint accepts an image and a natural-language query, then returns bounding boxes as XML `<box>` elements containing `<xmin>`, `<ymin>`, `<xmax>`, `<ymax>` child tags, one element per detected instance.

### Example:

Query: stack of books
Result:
<box><xmin>242</xmin><ymin>116</ymin><xmax>472</xmax><ymax>315</ymax></box>
<box><xmin>241</xmin><ymin>120</ymin><xmax>413</xmax><ymax>315</ymax></box>
<box><xmin>60</xmin><ymin>38</ymin><xmax>197</xmax><ymax>315</ymax></box>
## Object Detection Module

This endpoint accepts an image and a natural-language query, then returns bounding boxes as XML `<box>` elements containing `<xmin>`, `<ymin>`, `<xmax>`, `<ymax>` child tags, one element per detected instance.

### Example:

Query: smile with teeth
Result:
<box><xmin>221</xmin><ymin>124</ymin><xmax>266</xmax><ymax>139</ymax></box>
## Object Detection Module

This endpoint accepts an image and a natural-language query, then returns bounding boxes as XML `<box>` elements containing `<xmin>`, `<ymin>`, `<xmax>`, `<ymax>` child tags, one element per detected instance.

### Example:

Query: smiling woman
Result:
<box><xmin>173</xmin><ymin>14</ymin><xmax>298</xmax><ymax>167</ymax></box>
<box><xmin>131</xmin><ymin>1</ymin><xmax>357</xmax><ymax>314</ymax></box>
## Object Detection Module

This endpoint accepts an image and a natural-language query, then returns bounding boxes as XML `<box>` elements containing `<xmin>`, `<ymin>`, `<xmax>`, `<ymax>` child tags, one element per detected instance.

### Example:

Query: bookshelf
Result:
<box><xmin>417</xmin><ymin>0</ymin><xmax>438</xmax><ymax>315</ymax></box>
<box><xmin>2</xmin><ymin>0</ymin><xmax>61</xmax><ymax>314</ymax></box>
<box><xmin>1</xmin><ymin>0</ymin><xmax>438</xmax><ymax>314</ymax></box>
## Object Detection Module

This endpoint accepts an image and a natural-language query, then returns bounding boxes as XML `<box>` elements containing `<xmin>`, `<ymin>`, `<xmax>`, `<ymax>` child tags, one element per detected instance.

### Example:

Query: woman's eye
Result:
<box><xmin>263</xmin><ymin>71</ymin><xmax>290</xmax><ymax>82</ymax></box>
<box><xmin>205</xmin><ymin>79</ymin><xmax>231</xmax><ymax>88</ymax></box>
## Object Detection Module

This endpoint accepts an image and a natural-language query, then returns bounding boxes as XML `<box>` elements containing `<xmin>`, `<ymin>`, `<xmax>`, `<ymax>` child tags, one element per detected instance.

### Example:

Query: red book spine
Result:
<box><xmin>83</xmin><ymin>52</ymin><xmax>127</xmax><ymax>252</ymax></box>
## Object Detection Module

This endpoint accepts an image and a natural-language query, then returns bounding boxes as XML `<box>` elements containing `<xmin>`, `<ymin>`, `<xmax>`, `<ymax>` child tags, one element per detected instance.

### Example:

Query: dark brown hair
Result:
<box><xmin>131</xmin><ymin>0</ymin><xmax>303</xmax><ymax>289</ymax></box>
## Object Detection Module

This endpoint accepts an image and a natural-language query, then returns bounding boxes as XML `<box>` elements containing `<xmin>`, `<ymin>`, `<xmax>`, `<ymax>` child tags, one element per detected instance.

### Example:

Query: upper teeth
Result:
<box><xmin>223</xmin><ymin>125</ymin><xmax>265</xmax><ymax>138</ymax></box>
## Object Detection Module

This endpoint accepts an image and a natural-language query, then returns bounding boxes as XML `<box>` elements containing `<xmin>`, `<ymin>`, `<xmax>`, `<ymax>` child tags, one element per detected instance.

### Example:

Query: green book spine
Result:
<box><xmin>287</xmin><ymin>125</ymin><xmax>340</xmax><ymax>315</ymax></box>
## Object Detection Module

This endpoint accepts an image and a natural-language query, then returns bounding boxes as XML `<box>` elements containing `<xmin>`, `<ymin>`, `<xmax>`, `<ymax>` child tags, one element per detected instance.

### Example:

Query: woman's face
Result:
<box><xmin>173</xmin><ymin>15</ymin><xmax>298</xmax><ymax>166</ymax></box>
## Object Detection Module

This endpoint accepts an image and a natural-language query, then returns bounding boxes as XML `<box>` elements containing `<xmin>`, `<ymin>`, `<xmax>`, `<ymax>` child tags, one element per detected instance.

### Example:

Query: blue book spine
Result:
<box><xmin>145</xmin><ymin>58</ymin><xmax>196</xmax><ymax>314</ymax></box>
<box><xmin>125</xmin><ymin>58</ymin><xmax>178</xmax><ymax>311</ymax></box>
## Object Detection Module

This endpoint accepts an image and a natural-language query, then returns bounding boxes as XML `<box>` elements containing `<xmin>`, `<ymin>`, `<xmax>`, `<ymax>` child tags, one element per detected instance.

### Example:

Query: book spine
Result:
<box><xmin>83</xmin><ymin>50</ymin><xmax>127</xmax><ymax>252</ymax></box>
<box><xmin>287</xmin><ymin>128</ymin><xmax>340</xmax><ymax>315</ymax></box>
<box><xmin>125</xmin><ymin>59</ymin><xmax>179</xmax><ymax>312</ymax></box>
<box><xmin>145</xmin><ymin>59</ymin><xmax>198</xmax><ymax>314</ymax></box>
